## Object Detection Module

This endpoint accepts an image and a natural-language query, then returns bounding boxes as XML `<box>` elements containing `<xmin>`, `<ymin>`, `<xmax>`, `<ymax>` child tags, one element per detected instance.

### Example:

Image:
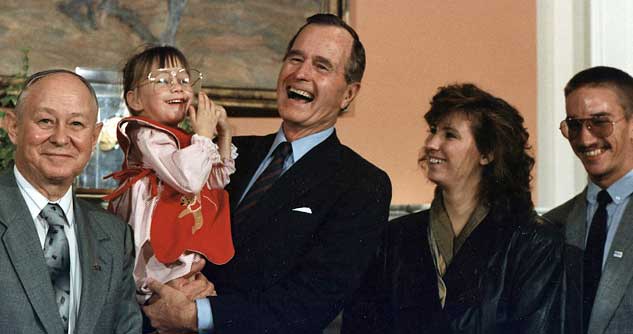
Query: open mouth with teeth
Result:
<box><xmin>428</xmin><ymin>157</ymin><xmax>446</xmax><ymax>164</ymax></box>
<box><xmin>166</xmin><ymin>98</ymin><xmax>187</xmax><ymax>105</ymax></box>
<box><xmin>287</xmin><ymin>87</ymin><xmax>314</xmax><ymax>103</ymax></box>
<box><xmin>583</xmin><ymin>148</ymin><xmax>605</xmax><ymax>157</ymax></box>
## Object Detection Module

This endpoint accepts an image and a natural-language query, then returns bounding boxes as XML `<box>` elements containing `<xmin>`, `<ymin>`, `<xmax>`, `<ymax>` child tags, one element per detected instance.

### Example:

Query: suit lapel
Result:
<box><xmin>565</xmin><ymin>191</ymin><xmax>587</xmax><ymax>250</ymax></box>
<box><xmin>74</xmin><ymin>201</ymin><xmax>112</xmax><ymax>334</ymax></box>
<box><xmin>560</xmin><ymin>193</ymin><xmax>587</xmax><ymax>333</ymax></box>
<box><xmin>0</xmin><ymin>171</ymin><xmax>64</xmax><ymax>334</ymax></box>
<box><xmin>232</xmin><ymin>133</ymin><xmax>341</xmax><ymax>247</ymax></box>
<box><xmin>227</xmin><ymin>135</ymin><xmax>275</xmax><ymax>210</ymax></box>
<box><xmin>590</xmin><ymin>198</ymin><xmax>633</xmax><ymax>333</ymax></box>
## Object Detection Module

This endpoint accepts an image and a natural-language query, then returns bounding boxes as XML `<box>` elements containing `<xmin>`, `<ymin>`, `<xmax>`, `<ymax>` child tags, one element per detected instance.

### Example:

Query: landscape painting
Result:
<box><xmin>0</xmin><ymin>0</ymin><xmax>345</xmax><ymax>113</ymax></box>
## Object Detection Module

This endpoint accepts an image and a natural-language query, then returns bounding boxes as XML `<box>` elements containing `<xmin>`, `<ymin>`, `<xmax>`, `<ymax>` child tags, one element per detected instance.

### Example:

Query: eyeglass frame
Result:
<box><xmin>135</xmin><ymin>67</ymin><xmax>203</xmax><ymax>90</ymax></box>
<box><xmin>559</xmin><ymin>115</ymin><xmax>626</xmax><ymax>139</ymax></box>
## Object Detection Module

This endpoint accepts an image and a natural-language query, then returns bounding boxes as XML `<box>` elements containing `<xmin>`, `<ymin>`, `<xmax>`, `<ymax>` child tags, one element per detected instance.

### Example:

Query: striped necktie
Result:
<box><xmin>234</xmin><ymin>142</ymin><xmax>292</xmax><ymax>224</ymax></box>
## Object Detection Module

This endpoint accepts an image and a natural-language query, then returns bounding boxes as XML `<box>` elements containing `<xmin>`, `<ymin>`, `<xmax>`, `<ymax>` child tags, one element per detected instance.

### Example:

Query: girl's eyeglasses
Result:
<box><xmin>137</xmin><ymin>68</ymin><xmax>203</xmax><ymax>91</ymax></box>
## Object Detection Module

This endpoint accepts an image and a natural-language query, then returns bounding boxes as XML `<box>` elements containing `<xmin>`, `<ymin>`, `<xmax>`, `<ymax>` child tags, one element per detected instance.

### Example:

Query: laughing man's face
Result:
<box><xmin>276</xmin><ymin>24</ymin><xmax>360</xmax><ymax>141</ymax></box>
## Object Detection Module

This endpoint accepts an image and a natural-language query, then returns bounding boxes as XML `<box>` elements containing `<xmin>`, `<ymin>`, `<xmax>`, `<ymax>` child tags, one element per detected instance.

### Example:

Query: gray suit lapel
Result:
<box><xmin>558</xmin><ymin>191</ymin><xmax>588</xmax><ymax>334</ymax></box>
<box><xmin>0</xmin><ymin>172</ymin><xmax>64</xmax><ymax>334</ymax></box>
<box><xmin>590</xmin><ymin>198</ymin><xmax>633</xmax><ymax>333</ymax></box>
<box><xmin>74</xmin><ymin>200</ymin><xmax>112</xmax><ymax>334</ymax></box>
<box><xmin>565</xmin><ymin>190</ymin><xmax>588</xmax><ymax>250</ymax></box>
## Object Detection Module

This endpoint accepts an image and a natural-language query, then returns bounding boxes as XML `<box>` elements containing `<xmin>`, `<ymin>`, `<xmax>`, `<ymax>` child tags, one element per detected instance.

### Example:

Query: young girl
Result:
<box><xmin>105</xmin><ymin>45</ymin><xmax>236</xmax><ymax>303</ymax></box>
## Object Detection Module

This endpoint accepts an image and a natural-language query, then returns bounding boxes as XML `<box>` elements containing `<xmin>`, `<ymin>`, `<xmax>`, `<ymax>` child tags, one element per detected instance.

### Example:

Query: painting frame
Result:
<box><xmin>202</xmin><ymin>0</ymin><xmax>348</xmax><ymax>117</ymax></box>
<box><xmin>0</xmin><ymin>0</ymin><xmax>349</xmax><ymax>118</ymax></box>
<box><xmin>0</xmin><ymin>0</ymin><xmax>349</xmax><ymax>196</ymax></box>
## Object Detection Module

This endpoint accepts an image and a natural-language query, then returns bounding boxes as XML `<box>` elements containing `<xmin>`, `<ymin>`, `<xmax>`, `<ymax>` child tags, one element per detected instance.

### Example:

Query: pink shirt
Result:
<box><xmin>108</xmin><ymin>126</ymin><xmax>237</xmax><ymax>302</ymax></box>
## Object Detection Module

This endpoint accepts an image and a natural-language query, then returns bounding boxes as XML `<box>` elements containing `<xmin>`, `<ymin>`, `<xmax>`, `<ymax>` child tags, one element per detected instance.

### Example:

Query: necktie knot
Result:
<box><xmin>39</xmin><ymin>203</ymin><xmax>68</xmax><ymax>228</ymax></box>
<box><xmin>597</xmin><ymin>190</ymin><xmax>613</xmax><ymax>207</ymax></box>
<box><xmin>273</xmin><ymin>141</ymin><xmax>292</xmax><ymax>160</ymax></box>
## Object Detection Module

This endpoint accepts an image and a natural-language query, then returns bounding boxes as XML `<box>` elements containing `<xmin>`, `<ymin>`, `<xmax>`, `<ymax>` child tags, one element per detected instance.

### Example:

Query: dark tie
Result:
<box><xmin>40</xmin><ymin>203</ymin><xmax>71</xmax><ymax>331</ymax></box>
<box><xmin>583</xmin><ymin>189</ymin><xmax>612</xmax><ymax>329</ymax></box>
<box><xmin>234</xmin><ymin>142</ymin><xmax>292</xmax><ymax>224</ymax></box>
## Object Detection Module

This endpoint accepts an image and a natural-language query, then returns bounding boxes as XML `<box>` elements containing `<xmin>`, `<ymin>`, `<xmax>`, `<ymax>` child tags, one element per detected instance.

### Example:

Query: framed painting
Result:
<box><xmin>0</xmin><ymin>0</ymin><xmax>348</xmax><ymax>195</ymax></box>
<box><xmin>0</xmin><ymin>0</ymin><xmax>348</xmax><ymax>116</ymax></box>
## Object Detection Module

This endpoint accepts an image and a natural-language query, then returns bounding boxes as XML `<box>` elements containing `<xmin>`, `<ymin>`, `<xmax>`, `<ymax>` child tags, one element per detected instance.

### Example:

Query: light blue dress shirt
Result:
<box><xmin>585</xmin><ymin>169</ymin><xmax>633</xmax><ymax>270</ymax></box>
<box><xmin>196</xmin><ymin>126</ymin><xmax>334</xmax><ymax>332</ymax></box>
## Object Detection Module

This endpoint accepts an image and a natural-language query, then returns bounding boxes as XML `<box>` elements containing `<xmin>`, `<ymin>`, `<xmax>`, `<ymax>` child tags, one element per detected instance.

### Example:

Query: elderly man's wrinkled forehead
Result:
<box><xmin>16</xmin><ymin>71</ymin><xmax>99</xmax><ymax>118</ymax></box>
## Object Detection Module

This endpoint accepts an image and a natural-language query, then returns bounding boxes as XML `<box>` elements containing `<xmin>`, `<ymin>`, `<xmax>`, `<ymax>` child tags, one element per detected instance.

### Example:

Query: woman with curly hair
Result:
<box><xmin>342</xmin><ymin>83</ymin><xmax>564</xmax><ymax>334</ymax></box>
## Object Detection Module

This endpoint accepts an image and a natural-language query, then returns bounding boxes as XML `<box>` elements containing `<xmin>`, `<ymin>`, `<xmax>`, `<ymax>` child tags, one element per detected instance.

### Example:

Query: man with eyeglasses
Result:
<box><xmin>545</xmin><ymin>66</ymin><xmax>633</xmax><ymax>334</ymax></box>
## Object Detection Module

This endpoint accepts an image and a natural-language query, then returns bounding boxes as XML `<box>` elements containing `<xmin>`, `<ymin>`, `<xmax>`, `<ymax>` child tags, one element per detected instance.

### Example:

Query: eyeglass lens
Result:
<box><xmin>153</xmin><ymin>70</ymin><xmax>192</xmax><ymax>86</ymax></box>
<box><xmin>562</xmin><ymin>118</ymin><xmax>613</xmax><ymax>139</ymax></box>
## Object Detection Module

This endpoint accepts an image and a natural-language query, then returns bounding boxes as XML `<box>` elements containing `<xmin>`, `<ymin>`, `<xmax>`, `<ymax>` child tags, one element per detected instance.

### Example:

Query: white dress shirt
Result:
<box><xmin>14</xmin><ymin>166</ymin><xmax>82</xmax><ymax>334</ymax></box>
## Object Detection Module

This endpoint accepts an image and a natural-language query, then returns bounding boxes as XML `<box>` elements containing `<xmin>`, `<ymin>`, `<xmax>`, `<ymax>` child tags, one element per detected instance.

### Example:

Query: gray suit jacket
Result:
<box><xmin>545</xmin><ymin>189</ymin><xmax>633</xmax><ymax>334</ymax></box>
<box><xmin>0</xmin><ymin>170</ymin><xmax>141</xmax><ymax>333</ymax></box>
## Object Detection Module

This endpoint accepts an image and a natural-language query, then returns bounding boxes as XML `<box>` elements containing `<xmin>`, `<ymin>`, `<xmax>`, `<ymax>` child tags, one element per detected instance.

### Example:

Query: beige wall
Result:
<box><xmin>229</xmin><ymin>0</ymin><xmax>537</xmax><ymax>205</ymax></box>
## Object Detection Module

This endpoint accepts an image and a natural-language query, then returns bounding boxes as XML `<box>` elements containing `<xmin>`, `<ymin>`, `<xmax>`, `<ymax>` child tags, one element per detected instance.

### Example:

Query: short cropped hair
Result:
<box><xmin>15</xmin><ymin>69</ymin><xmax>98</xmax><ymax>117</ymax></box>
<box><xmin>565</xmin><ymin>66</ymin><xmax>633</xmax><ymax>118</ymax></box>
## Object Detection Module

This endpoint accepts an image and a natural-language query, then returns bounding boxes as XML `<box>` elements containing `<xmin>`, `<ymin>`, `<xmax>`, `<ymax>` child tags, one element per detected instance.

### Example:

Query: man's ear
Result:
<box><xmin>340</xmin><ymin>82</ymin><xmax>361</xmax><ymax>111</ymax></box>
<box><xmin>125</xmin><ymin>90</ymin><xmax>143</xmax><ymax>112</ymax></box>
<box><xmin>91</xmin><ymin>122</ymin><xmax>103</xmax><ymax>150</ymax></box>
<box><xmin>4</xmin><ymin>110</ymin><xmax>19</xmax><ymax>145</ymax></box>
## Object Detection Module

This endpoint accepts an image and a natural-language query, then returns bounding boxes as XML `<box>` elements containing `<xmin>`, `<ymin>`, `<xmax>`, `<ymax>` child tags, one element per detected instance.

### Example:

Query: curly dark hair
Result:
<box><xmin>423</xmin><ymin>83</ymin><xmax>535</xmax><ymax>217</ymax></box>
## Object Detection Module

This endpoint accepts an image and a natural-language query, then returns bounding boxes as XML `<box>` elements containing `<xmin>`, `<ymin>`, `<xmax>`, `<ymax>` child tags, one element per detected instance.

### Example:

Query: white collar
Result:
<box><xmin>13</xmin><ymin>165</ymin><xmax>74</xmax><ymax>226</ymax></box>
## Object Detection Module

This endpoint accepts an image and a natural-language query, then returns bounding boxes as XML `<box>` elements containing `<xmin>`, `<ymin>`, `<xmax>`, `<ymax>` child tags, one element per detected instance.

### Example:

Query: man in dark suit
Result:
<box><xmin>0</xmin><ymin>69</ymin><xmax>141</xmax><ymax>333</ymax></box>
<box><xmin>144</xmin><ymin>13</ymin><xmax>392</xmax><ymax>333</ymax></box>
<box><xmin>545</xmin><ymin>66</ymin><xmax>633</xmax><ymax>334</ymax></box>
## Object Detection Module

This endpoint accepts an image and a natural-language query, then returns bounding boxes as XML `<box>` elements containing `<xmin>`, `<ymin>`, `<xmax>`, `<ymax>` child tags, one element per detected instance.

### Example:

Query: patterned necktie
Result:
<box><xmin>583</xmin><ymin>189</ymin><xmax>612</xmax><ymax>329</ymax></box>
<box><xmin>40</xmin><ymin>203</ymin><xmax>71</xmax><ymax>331</ymax></box>
<box><xmin>234</xmin><ymin>142</ymin><xmax>292</xmax><ymax>224</ymax></box>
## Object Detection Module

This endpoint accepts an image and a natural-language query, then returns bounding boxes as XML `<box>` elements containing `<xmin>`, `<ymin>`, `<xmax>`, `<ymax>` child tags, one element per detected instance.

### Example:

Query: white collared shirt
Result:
<box><xmin>14</xmin><ymin>166</ymin><xmax>82</xmax><ymax>334</ymax></box>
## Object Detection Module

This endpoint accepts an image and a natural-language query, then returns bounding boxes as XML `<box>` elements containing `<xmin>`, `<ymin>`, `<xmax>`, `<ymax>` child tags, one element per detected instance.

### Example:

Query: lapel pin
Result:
<box><xmin>92</xmin><ymin>263</ymin><xmax>102</xmax><ymax>271</ymax></box>
<box><xmin>613</xmin><ymin>251</ymin><xmax>623</xmax><ymax>258</ymax></box>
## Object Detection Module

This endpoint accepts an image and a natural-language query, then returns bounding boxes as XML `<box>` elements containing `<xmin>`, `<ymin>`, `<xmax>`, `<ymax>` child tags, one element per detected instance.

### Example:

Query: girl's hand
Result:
<box><xmin>215</xmin><ymin>105</ymin><xmax>232</xmax><ymax>138</ymax></box>
<box><xmin>214</xmin><ymin>105</ymin><xmax>233</xmax><ymax>161</ymax></box>
<box><xmin>188</xmin><ymin>92</ymin><xmax>217</xmax><ymax>139</ymax></box>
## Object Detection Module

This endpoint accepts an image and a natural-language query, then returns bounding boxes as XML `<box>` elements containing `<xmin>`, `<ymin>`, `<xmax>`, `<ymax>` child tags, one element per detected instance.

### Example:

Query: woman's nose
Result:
<box><xmin>424</xmin><ymin>133</ymin><xmax>439</xmax><ymax>150</ymax></box>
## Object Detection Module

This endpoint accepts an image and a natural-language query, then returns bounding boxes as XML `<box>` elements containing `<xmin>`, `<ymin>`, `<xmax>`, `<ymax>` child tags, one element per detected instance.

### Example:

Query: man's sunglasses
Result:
<box><xmin>559</xmin><ymin>116</ymin><xmax>625</xmax><ymax>139</ymax></box>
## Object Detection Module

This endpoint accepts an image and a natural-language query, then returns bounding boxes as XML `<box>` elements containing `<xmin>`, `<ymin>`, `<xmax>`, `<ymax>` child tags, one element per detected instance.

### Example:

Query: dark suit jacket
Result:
<box><xmin>202</xmin><ymin>131</ymin><xmax>392</xmax><ymax>333</ymax></box>
<box><xmin>545</xmin><ymin>189</ymin><xmax>633</xmax><ymax>334</ymax></box>
<box><xmin>0</xmin><ymin>170</ymin><xmax>141</xmax><ymax>333</ymax></box>
<box><xmin>342</xmin><ymin>207</ymin><xmax>564</xmax><ymax>334</ymax></box>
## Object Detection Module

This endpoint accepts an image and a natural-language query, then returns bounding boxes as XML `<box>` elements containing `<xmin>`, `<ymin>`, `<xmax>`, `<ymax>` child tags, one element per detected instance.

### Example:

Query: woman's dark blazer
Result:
<box><xmin>342</xmin><ymin>207</ymin><xmax>564</xmax><ymax>334</ymax></box>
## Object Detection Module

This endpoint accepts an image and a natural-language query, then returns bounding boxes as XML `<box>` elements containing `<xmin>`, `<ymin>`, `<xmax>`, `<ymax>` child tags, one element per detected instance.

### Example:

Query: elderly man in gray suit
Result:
<box><xmin>0</xmin><ymin>69</ymin><xmax>141</xmax><ymax>333</ymax></box>
<box><xmin>545</xmin><ymin>66</ymin><xmax>633</xmax><ymax>334</ymax></box>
